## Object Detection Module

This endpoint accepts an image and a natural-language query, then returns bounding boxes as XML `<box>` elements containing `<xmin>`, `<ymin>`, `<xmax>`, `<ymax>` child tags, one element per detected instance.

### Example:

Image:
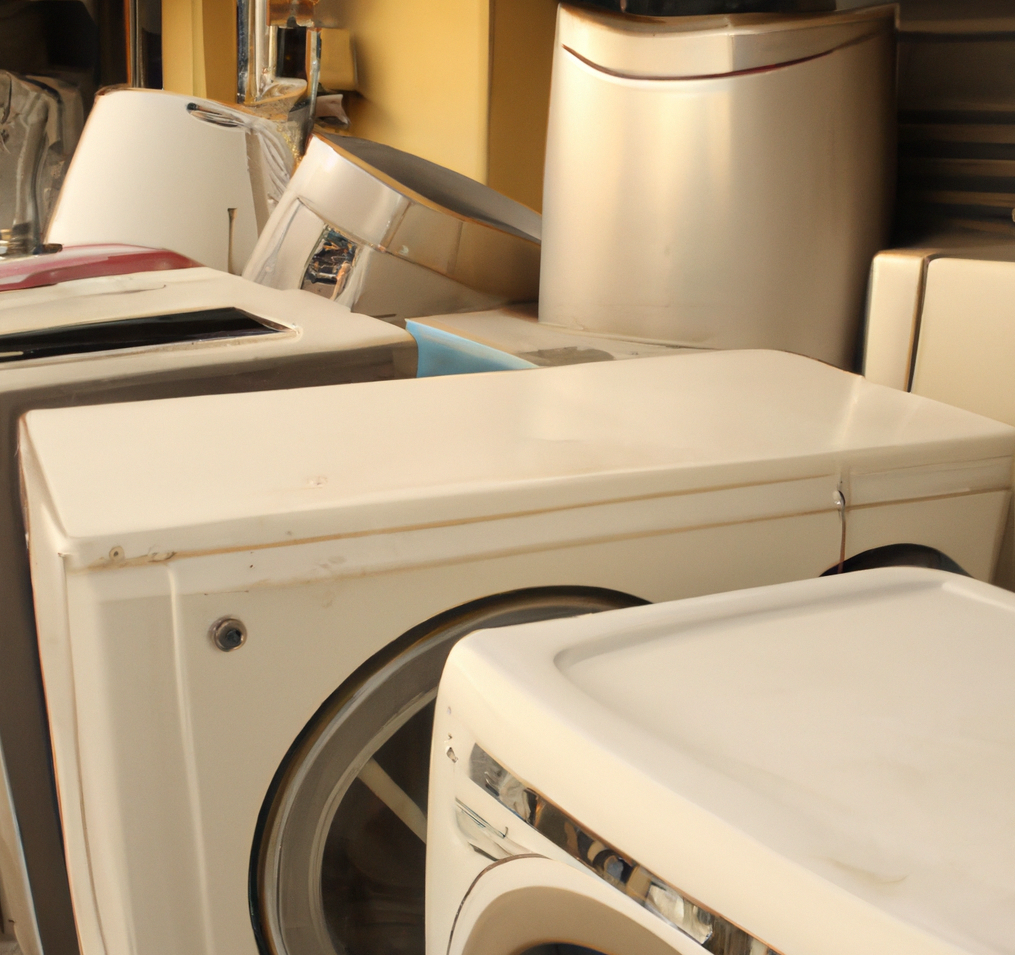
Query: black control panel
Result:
<box><xmin>0</xmin><ymin>307</ymin><xmax>280</xmax><ymax>363</ymax></box>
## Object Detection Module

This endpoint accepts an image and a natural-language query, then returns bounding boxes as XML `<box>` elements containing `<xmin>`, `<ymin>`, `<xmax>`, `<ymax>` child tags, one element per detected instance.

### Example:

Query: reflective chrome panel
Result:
<box><xmin>468</xmin><ymin>745</ymin><xmax>782</xmax><ymax>955</ymax></box>
<box><xmin>301</xmin><ymin>227</ymin><xmax>360</xmax><ymax>300</ymax></box>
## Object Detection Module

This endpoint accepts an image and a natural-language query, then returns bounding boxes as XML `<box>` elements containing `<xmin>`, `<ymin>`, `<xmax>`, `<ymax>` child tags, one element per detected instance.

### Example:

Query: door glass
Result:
<box><xmin>254</xmin><ymin>589</ymin><xmax>645</xmax><ymax>955</ymax></box>
<box><xmin>320</xmin><ymin>701</ymin><xmax>434</xmax><ymax>955</ymax></box>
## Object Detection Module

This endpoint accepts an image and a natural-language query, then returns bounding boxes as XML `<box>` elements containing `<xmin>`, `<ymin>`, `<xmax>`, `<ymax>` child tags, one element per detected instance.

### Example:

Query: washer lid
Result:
<box><xmin>248</xmin><ymin>135</ymin><xmax>541</xmax><ymax>304</ymax></box>
<box><xmin>18</xmin><ymin>351</ymin><xmax>1015</xmax><ymax>565</ymax></box>
<box><xmin>446</xmin><ymin>568</ymin><xmax>1015</xmax><ymax>955</ymax></box>
<box><xmin>558</xmin><ymin>2</ymin><xmax>895</xmax><ymax>78</ymax></box>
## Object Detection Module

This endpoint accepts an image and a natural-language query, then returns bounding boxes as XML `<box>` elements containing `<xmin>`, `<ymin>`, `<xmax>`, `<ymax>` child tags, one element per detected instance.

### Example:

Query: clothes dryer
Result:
<box><xmin>861</xmin><ymin>245</ymin><xmax>1015</xmax><ymax>588</ymax></box>
<box><xmin>427</xmin><ymin>567</ymin><xmax>1014</xmax><ymax>955</ymax></box>
<box><xmin>0</xmin><ymin>267</ymin><xmax>413</xmax><ymax>955</ymax></box>
<box><xmin>19</xmin><ymin>350</ymin><xmax>1015</xmax><ymax>955</ymax></box>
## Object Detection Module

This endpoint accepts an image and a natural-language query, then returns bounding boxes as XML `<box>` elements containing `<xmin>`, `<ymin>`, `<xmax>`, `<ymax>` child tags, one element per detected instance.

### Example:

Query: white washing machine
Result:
<box><xmin>861</xmin><ymin>245</ymin><xmax>1015</xmax><ymax>588</ymax></box>
<box><xmin>46</xmin><ymin>89</ymin><xmax>295</xmax><ymax>274</ymax></box>
<box><xmin>243</xmin><ymin>134</ymin><xmax>541</xmax><ymax>321</ymax></box>
<box><xmin>864</xmin><ymin>245</ymin><xmax>1015</xmax><ymax>426</ymax></box>
<box><xmin>427</xmin><ymin>566</ymin><xmax>1014</xmax><ymax>955</ymax></box>
<box><xmin>18</xmin><ymin>350</ymin><xmax>1015</xmax><ymax>955</ymax></box>
<box><xmin>0</xmin><ymin>266</ymin><xmax>414</xmax><ymax>955</ymax></box>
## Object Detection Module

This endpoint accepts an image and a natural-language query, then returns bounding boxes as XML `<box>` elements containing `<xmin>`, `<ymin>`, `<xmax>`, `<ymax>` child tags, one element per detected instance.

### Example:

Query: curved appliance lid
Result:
<box><xmin>446</xmin><ymin>568</ymin><xmax>1015</xmax><ymax>955</ymax></box>
<box><xmin>265</xmin><ymin>135</ymin><xmax>540</xmax><ymax>302</ymax></box>
<box><xmin>330</xmin><ymin>136</ymin><xmax>541</xmax><ymax>242</ymax></box>
<box><xmin>558</xmin><ymin>2</ymin><xmax>896</xmax><ymax>78</ymax></box>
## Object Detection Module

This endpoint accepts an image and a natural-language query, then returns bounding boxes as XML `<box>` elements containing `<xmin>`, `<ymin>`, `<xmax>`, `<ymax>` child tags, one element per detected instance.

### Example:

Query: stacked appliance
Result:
<box><xmin>0</xmin><ymin>262</ymin><xmax>414</xmax><ymax>955</ymax></box>
<box><xmin>17</xmin><ymin>349</ymin><xmax>1015</xmax><ymax>955</ymax></box>
<box><xmin>428</xmin><ymin>566</ymin><xmax>1013</xmax><ymax>955</ymax></box>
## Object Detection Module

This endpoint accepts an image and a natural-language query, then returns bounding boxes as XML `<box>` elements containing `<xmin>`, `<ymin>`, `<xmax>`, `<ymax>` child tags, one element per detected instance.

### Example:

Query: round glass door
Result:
<box><xmin>253</xmin><ymin>588</ymin><xmax>643</xmax><ymax>955</ymax></box>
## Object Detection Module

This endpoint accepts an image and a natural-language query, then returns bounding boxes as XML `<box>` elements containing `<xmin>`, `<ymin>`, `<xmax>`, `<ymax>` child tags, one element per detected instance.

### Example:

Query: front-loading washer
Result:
<box><xmin>427</xmin><ymin>566</ymin><xmax>1014</xmax><ymax>955</ymax></box>
<box><xmin>0</xmin><ymin>266</ymin><xmax>414</xmax><ymax>955</ymax></box>
<box><xmin>18</xmin><ymin>349</ymin><xmax>1015</xmax><ymax>955</ymax></box>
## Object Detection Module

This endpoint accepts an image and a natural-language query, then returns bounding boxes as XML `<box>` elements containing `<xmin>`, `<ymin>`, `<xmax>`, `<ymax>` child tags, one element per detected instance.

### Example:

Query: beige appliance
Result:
<box><xmin>17</xmin><ymin>349</ymin><xmax>1015</xmax><ymax>955</ymax></box>
<box><xmin>538</xmin><ymin>3</ymin><xmax>897</xmax><ymax>369</ymax></box>
<box><xmin>244</xmin><ymin>135</ymin><xmax>541</xmax><ymax>323</ymax></box>
<box><xmin>427</xmin><ymin>567</ymin><xmax>1015</xmax><ymax>955</ymax></box>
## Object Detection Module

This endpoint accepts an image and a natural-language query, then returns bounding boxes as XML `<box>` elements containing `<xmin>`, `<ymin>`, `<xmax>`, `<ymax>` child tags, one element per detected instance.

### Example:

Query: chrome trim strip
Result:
<box><xmin>468</xmin><ymin>744</ymin><xmax>782</xmax><ymax>955</ymax></box>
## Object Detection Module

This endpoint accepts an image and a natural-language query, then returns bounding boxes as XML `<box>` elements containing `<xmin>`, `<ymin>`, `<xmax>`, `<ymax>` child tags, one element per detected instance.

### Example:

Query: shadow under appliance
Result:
<box><xmin>0</xmin><ymin>265</ymin><xmax>414</xmax><ymax>955</ymax></box>
<box><xmin>538</xmin><ymin>3</ymin><xmax>896</xmax><ymax>369</ymax></box>
<box><xmin>18</xmin><ymin>350</ymin><xmax>1015</xmax><ymax>955</ymax></box>
<box><xmin>428</xmin><ymin>566</ymin><xmax>1013</xmax><ymax>955</ymax></box>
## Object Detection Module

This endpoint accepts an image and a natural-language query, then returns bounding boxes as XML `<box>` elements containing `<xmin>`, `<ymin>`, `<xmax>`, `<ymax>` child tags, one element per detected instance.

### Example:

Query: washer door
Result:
<box><xmin>447</xmin><ymin>856</ymin><xmax>683</xmax><ymax>955</ymax></box>
<box><xmin>252</xmin><ymin>588</ymin><xmax>643</xmax><ymax>955</ymax></box>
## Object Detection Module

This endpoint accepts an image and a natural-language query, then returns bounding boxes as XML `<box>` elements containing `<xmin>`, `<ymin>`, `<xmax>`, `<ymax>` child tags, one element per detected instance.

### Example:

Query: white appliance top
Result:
<box><xmin>19</xmin><ymin>350</ymin><xmax>1014</xmax><ymax>567</ymax></box>
<box><xmin>0</xmin><ymin>266</ymin><xmax>388</xmax><ymax>340</ymax></box>
<box><xmin>0</xmin><ymin>266</ymin><xmax>409</xmax><ymax>384</ymax></box>
<box><xmin>444</xmin><ymin>568</ymin><xmax>1015</xmax><ymax>955</ymax></box>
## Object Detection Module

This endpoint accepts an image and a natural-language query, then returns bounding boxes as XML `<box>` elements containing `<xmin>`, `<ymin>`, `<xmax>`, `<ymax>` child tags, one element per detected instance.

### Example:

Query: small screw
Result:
<box><xmin>109</xmin><ymin>546</ymin><xmax>124</xmax><ymax>561</ymax></box>
<box><xmin>210</xmin><ymin>617</ymin><xmax>247</xmax><ymax>651</ymax></box>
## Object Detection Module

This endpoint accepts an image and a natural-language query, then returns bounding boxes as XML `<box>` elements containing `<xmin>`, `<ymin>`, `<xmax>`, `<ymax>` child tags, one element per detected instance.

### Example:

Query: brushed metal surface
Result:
<box><xmin>539</xmin><ymin>6</ymin><xmax>895</xmax><ymax>369</ymax></box>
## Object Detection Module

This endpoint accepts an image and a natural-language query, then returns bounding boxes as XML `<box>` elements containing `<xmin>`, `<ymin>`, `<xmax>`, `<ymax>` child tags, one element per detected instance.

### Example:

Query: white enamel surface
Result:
<box><xmin>0</xmin><ymin>267</ymin><xmax>409</xmax><ymax>369</ymax></box>
<box><xmin>539</xmin><ymin>12</ymin><xmax>895</xmax><ymax>369</ymax></box>
<box><xmin>434</xmin><ymin>569</ymin><xmax>1015</xmax><ymax>955</ymax></box>
<box><xmin>20</xmin><ymin>353</ymin><xmax>1015</xmax><ymax>955</ymax></box>
<box><xmin>862</xmin><ymin>249</ymin><xmax>929</xmax><ymax>391</ymax></box>
<box><xmin>46</xmin><ymin>90</ymin><xmax>290</xmax><ymax>273</ymax></box>
<box><xmin>912</xmin><ymin>258</ymin><xmax>1015</xmax><ymax>428</ymax></box>
<box><xmin>21</xmin><ymin>350</ymin><xmax>1015</xmax><ymax>564</ymax></box>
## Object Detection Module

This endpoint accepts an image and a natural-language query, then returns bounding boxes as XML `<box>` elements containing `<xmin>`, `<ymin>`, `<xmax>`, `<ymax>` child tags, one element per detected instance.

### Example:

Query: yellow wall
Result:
<box><xmin>162</xmin><ymin>0</ymin><xmax>236</xmax><ymax>100</ymax></box>
<box><xmin>342</xmin><ymin>0</ymin><xmax>491</xmax><ymax>182</ymax></box>
<box><xmin>202</xmin><ymin>0</ymin><xmax>238</xmax><ymax>103</ymax></box>
<box><xmin>160</xmin><ymin>0</ymin><xmax>557</xmax><ymax>206</ymax></box>
<box><xmin>487</xmin><ymin>0</ymin><xmax>557</xmax><ymax>211</ymax></box>
<box><xmin>161</xmin><ymin>0</ymin><xmax>208</xmax><ymax>96</ymax></box>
